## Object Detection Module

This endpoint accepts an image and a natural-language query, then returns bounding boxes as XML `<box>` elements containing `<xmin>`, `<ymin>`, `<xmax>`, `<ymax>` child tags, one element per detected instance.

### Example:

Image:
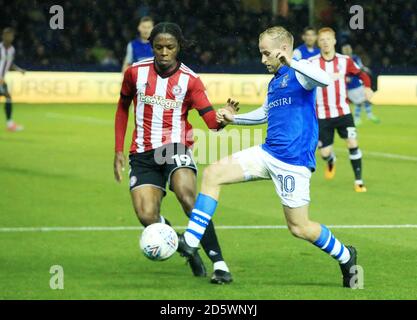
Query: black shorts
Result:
<box><xmin>128</xmin><ymin>143</ymin><xmax>197</xmax><ymax>195</ymax></box>
<box><xmin>0</xmin><ymin>82</ymin><xmax>9</xmax><ymax>96</ymax></box>
<box><xmin>318</xmin><ymin>114</ymin><xmax>357</xmax><ymax>148</ymax></box>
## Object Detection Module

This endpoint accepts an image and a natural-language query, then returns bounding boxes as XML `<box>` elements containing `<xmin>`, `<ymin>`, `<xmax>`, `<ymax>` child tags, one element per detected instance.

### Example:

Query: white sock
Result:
<box><xmin>7</xmin><ymin>120</ymin><xmax>14</xmax><ymax>127</ymax></box>
<box><xmin>355</xmin><ymin>179</ymin><xmax>364</xmax><ymax>185</ymax></box>
<box><xmin>184</xmin><ymin>232</ymin><xmax>200</xmax><ymax>248</ymax></box>
<box><xmin>213</xmin><ymin>261</ymin><xmax>229</xmax><ymax>272</ymax></box>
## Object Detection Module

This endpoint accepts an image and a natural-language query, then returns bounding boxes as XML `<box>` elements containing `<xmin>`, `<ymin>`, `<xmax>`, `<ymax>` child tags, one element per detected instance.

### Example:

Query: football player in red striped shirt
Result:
<box><xmin>113</xmin><ymin>22</ymin><xmax>238</xmax><ymax>284</ymax></box>
<box><xmin>310</xmin><ymin>27</ymin><xmax>374</xmax><ymax>192</ymax></box>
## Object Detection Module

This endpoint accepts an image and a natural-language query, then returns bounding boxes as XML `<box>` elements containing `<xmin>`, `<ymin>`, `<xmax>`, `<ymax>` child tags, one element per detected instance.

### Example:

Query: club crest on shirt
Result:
<box><xmin>279</xmin><ymin>74</ymin><xmax>289</xmax><ymax>88</ymax></box>
<box><xmin>171</xmin><ymin>85</ymin><xmax>182</xmax><ymax>96</ymax></box>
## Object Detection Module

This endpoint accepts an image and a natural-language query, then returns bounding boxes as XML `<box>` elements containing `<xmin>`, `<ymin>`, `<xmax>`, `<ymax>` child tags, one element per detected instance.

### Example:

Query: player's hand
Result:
<box><xmin>223</xmin><ymin>98</ymin><xmax>240</xmax><ymax>115</ymax></box>
<box><xmin>364</xmin><ymin>87</ymin><xmax>374</xmax><ymax>102</ymax></box>
<box><xmin>275</xmin><ymin>50</ymin><xmax>291</xmax><ymax>66</ymax></box>
<box><xmin>114</xmin><ymin>151</ymin><xmax>126</xmax><ymax>183</ymax></box>
<box><xmin>216</xmin><ymin>108</ymin><xmax>234</xmax><ymax>125</ymax></box>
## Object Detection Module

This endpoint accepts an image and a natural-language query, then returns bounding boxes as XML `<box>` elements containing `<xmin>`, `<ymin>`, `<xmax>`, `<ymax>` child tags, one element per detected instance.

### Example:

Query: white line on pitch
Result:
<box><xmin>334</xmin><ymin>148</ymin><xmax>417</xmax><ymax>162</ymax></box>
<box><xmin>0</xmin><ymin>225</ymin><xmax>416</xmax><ymax>233</ymax></box>
<box><xmin>46</xmin><ymin>113</ymin><xmax>112</xmax><ymax>125</ymax></box>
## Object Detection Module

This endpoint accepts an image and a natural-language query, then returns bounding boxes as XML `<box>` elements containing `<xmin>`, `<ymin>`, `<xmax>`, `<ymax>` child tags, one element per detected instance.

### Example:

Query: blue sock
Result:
<box><xmin>354</xmin><ymin>104</ymin><xmax>362</xmax><ymax>119</ymax></box>
<box><xmin>313</xmin><ymin>225</ymin><xmax>351</xmax><ymax>264</ymax></box>
<box><xmin>184</xmin><ymin>193</ymin><xmax>217</xmax><ymax>247</ymax></box>
<box><xmin>364</xmin><ymin>101</ymin><xmax>373</xmax><ymax>116</ymax></box>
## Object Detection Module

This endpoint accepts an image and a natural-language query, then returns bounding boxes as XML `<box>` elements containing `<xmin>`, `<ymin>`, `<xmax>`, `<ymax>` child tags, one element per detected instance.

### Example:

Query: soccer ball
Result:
<box><xmin>139</xmin><ymin>223</ymin><xmax>178</xmax><ymax>261</ymax></box>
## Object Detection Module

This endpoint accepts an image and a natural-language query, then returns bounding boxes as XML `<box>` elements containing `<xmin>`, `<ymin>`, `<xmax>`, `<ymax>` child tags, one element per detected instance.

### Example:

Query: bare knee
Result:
<box><xmin>288</xmin><ymin>223</ymin><xmax>310</xmax><ymax>240</ymax></box>
<box><xmin>346</xmin><ymin>139</ymin><xmax>358</xmax><ymax>149</ymax></box>
<box><xmin>135</xmin><ymin>204</ymin><xmax>160</xmax><ymax>226</ymax></box>
<box><xmin>202</xmin><ymin>164</ymin><xmax>223</xmax><ymax>187</ymax></box>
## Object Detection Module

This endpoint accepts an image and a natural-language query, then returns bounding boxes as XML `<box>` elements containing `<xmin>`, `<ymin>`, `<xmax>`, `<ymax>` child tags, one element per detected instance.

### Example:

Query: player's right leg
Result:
<box><xmin>179</xmin><ymin>145</ymin><xmax>270</xmax><ymax>253</ymax></box>
<box><xmin>1</xmin><ymin>83</ymin><xmax>23</xmax><ymax>132</ymax></box>
<box><xmin>318</xmin><ymin>118</ymin><xmax>336</xmax><ymax>180</ymax></box>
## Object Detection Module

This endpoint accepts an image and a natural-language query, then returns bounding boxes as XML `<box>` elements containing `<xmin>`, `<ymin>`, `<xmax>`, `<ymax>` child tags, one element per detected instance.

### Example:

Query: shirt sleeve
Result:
<box><xmin>233</xmin><ymin>98</ymin><xmax>268</xmax><ymax>125</ymax></box>
<box><xmin>115</xmin><ymin>68</ymin><xmax>135</xmax><ymax>152</ymax></box>
<box><xmin>292</xmin><ymin>59</ymin><xmax>331</xmax><ymax>90</ymax></box>
<box><xmin>124</xmin><ymin>42</ymin><xmax>133</xmax><ymax>66</ymax></box>
<box><xmin>189</xmin><ymin>77</ymin><xmax>212</xmax><ymax>111</ymax></box>
<box><xmin>120</xmin><ymin>67</ymin><xmax>135</xmax><ymax>98</ymax></box>
<box><xmin>346</xmin><ymin>57</ymin><xmax>371</xmax><ymax>88</ymax></box>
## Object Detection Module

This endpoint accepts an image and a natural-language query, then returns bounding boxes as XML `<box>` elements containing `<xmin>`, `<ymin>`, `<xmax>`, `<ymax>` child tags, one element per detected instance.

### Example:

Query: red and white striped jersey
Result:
<box><xmin>0</xmin><ymin>42</ymin><xmax>15</xmax><ymax>79</ymax></box>
<box><xmin>309</xmin><ymin>53</ymin><xmax>370</xmax><ymax>119</ymax></box>
<box><xmin>120</xmin><ymin>57</ymin><xmax>212</xmax><ymax>153</ymax></box>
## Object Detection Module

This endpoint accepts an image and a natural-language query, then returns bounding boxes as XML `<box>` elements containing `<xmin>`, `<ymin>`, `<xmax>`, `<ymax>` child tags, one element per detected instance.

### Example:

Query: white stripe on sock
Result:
<box><xmin>330</xmin><ymin>240</ymin><xmax>342</xmax><ymax>257</ymax></box>
<box><xmin>188</xmin><ymin>221</ymin><xmax>206</xmax><ymax>235</ymax></box>
<box><xmin>184</xmin><ymin>232</ymin><xmax>200</xmax><ymax>248</ymax></box>
<box><xmin>213</xmin><ymin>261</ymin><xmax>229</xmax><ymax>272</ymax></box>
<box><xmin>192</xmin><ymin>209</ymin><xmax>212</xmax><ymax>220</ymax></box>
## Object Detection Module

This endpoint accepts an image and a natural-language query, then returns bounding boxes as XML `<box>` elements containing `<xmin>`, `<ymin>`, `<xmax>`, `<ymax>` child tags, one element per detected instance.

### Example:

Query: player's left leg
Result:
<box><xmin>345</xmin><ymin>137</ymin><xmax>366</xmax><ymax>192</ymax></box>
<box><xmin>336</xmin><ymin>115</ymin><xmax>366</xmax><ymax>192</ymax></box>
<box><xmin>354</xmin><ymin>103</ymin><xmax>363</xmax><ymax>126</ymax></box>
<box><xmin>1</xmin><ymin>83</ymin><xmax>23</xmax><ymax>132</ymax></box>
<box><xmin>268</xmin><ymin>152</ymin><xmax>357</xmax><ymax>287</ymax></box>
<box><xmin>283</xmin><ymin>205</ymin><xmax>358</xmax><ymax>288</ymax></box>
<box><xmin>364</xmin><ymin>101</ymin><xmax>380</xmax><ymax>123</ymax></box>
<box><xmin>170</xmin><ymin>167</ymin><xmax>232</xmax><ymax>283</ymax></box>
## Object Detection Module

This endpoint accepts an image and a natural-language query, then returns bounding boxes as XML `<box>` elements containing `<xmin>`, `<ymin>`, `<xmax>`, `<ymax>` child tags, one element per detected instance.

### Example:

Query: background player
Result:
<box><xmin>310</xmin><ymin>28</ymin><xmax>374</xmax><ymax>192</ymax></box>
<box><xmin>178</xmin><ymin>26</ymin><xmax>358</xmax><ymax>288</ymax></box>
<box><xmin>341</xmin><ymin>43</ymin><xmax>379</xmax><ymax>125</ymax></box>
<box><xmin>122</xmin><ymin>16</ymin><xmax>154</xmax><ymax>72</ymax></box>
<box><xmin>114</xmin><ymin>22</ymin><xmax>238</xmax><ymax>284</ymax></box>
<box><xmin>292</xmin><ymin>27</ymin><xmax>320</xmax><ymax>60</ymax></box>
<box><xmin>0</xmin><ymin>27</ymin><xmax>25</xmax><ymax>132</ymax></box>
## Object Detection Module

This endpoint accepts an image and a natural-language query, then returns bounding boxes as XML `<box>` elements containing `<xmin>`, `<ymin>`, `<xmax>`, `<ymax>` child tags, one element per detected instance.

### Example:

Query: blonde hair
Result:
<box><xmin>259</xmin><ymin>26</ymin><xmax>294</xmax><ymax>47</ymax></box>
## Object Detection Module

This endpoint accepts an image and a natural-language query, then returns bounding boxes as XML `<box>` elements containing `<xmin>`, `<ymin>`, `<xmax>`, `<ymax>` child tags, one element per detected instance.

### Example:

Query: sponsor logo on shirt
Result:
<box><xmin>138</xmin><ymin>92</ymin><xmax>182</xmax><ymax>109</ymax></box>
<box><xmin>266</xmin><ymin>97</ymin><xmax>292</xmax><ymax>111</ymax></box>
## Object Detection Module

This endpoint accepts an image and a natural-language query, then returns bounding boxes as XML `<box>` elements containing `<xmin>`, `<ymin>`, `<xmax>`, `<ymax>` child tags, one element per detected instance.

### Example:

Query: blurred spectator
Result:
<box><xmin>101</xmin><ymin>50</ymin><xmax>119</xmax><ymax>67</ymax></box>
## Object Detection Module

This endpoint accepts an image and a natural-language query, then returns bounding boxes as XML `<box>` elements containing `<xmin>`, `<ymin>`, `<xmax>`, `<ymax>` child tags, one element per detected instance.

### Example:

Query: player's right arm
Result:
<box><xmin>114</xmin><ymin>67</ymin><xmax>134</xmax><ymax>182</ymax></box>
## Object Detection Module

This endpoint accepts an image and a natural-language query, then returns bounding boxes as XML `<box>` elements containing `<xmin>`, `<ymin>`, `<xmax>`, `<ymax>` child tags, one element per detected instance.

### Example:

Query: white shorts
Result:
<box><xmin>347</xmin><ymin>86</ymin><xmax>366</xmax><ymax>104</ymax></box>
<box><xmin>232</xmin><ymin>145</ymin><xmax>312</xmax><ymax>208</ymax></box>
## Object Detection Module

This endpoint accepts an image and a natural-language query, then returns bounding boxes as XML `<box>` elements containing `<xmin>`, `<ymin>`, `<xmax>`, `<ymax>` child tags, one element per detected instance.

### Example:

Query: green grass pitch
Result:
<box><xmin>0</xmin><ymin>103</ymin><xmax>416</xmax><ymax>299</ymax></box>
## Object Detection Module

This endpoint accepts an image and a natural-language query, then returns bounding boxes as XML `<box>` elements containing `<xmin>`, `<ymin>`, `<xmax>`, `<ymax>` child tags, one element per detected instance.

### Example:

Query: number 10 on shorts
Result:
<box><xmin>277</xmin><ymin>174</ymin><xmax>295</xmax><ymax>194</ymax></box>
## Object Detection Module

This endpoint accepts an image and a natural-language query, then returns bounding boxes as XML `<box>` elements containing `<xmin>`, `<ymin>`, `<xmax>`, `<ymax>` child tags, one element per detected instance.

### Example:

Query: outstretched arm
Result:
<box><xmin>217</xmin><ymin>99</ymin><xmax>268</xmax><ymax>126</ymax></box>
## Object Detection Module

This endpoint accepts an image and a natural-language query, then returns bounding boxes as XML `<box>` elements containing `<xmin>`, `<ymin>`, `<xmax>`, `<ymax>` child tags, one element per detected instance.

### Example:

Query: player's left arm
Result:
<box><xmin>347</xmin><ymin>57</ymin><xmax>374</xmax><ymax>101</ymax></box>
<box><xmin>291</xmin><ymin>59</ymin><xmax>330</xmax><ymax>89</ymax></box>
<box><xmin>10</xmin><ymin>63</ymin><xmax>26</xmax><ymax>74</ymax></box>
<box><xmin>190</xmin><ymin>77</ymin><xmax>239</xmax><ymax>131</ymax></box>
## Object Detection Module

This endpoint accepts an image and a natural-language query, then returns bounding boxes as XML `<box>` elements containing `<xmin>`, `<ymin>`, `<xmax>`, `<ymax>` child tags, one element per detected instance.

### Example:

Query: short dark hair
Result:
<box><xmin>303</xmin><ymin>26</ymin><xmax>316</xmax><ymax>34</ymax></box>
<box><xmin>139</xmin><ymin>16</ymin><xmax>154</xmax><ymax>24</ymax></box>
<box><xmin>149</xmin><ymin>22</ymin><xmax>191</xmax><ymax>49</ymax></box>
